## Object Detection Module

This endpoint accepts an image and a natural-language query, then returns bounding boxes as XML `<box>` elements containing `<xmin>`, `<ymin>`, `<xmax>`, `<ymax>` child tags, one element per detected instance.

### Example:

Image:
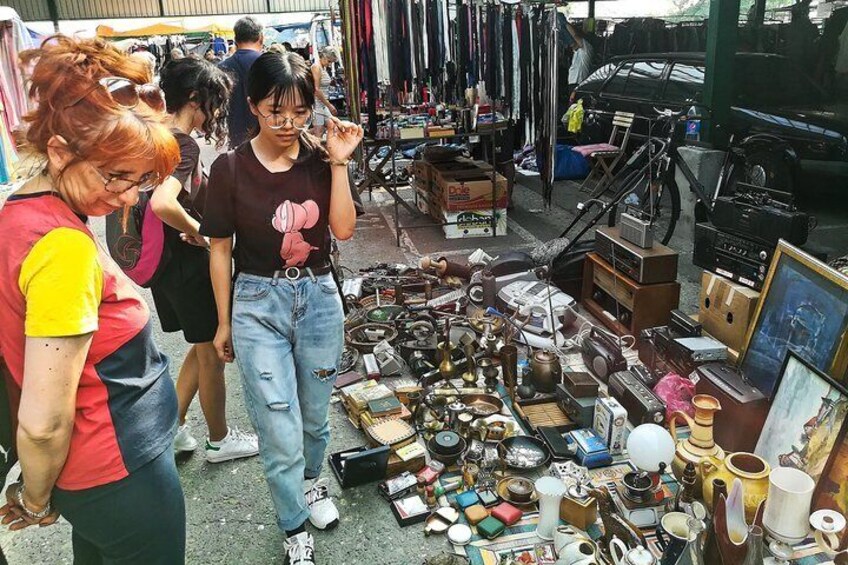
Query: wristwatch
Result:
<box><xmin>17</xmin><ymin>484</ymin><xmax>52</xmax><ymax>520</ymax></box>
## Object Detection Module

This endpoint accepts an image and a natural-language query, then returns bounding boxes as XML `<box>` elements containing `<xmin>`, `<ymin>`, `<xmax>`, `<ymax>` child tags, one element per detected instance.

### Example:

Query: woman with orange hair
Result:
<box><xmin>0</xmin><ymin>36</ymin><xmax>186</xmax><ymax>562</ymax></box>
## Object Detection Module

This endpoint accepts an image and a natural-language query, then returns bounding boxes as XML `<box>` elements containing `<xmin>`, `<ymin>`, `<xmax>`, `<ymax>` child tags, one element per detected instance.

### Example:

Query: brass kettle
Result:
<box><xmin>530</xmin><ymin>349</ymin><xmax>562</xmax><ymax>394</ymax></box>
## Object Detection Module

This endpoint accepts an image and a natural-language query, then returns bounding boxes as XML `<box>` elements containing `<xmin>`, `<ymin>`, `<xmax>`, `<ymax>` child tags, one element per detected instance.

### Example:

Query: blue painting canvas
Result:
<box><xmin>741</xmin><ymin>254</ymin><xmax>848</xmax><ymax>397</ymax></box>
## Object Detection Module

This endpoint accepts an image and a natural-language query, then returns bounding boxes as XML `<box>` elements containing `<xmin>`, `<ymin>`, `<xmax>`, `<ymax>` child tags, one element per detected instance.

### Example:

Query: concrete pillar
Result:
<box><xmin>674</xmin><ymin>146</ymin><xmax>726</xmax><ymax>240</ymax></box>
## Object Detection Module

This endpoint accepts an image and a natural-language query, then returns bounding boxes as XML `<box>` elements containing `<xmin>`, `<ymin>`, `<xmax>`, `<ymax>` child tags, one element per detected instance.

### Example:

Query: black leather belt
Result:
<box><xmin>242</xmin><ymin>264</ymin><xmax>333</xmax><ymax>281</ymax></box>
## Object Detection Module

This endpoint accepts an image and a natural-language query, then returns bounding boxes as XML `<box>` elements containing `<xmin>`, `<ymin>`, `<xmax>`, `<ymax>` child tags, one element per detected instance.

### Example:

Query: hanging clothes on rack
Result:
<box><xmin>0</xmin><ymin>8</ymin><xmax>35</xmax><ymax>183</ymax></box>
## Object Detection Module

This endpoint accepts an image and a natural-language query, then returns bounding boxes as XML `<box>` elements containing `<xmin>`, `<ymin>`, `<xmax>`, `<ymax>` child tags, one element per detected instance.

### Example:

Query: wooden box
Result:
<box><xmin>385</xmin><ymin>452</ymin><xmax>427</xmax><ymax>478</ymax></box>
<box><xmin>581</xmin><ymin>253</ymin><xmax>680</xmax><ymax>336</ymax></box>
<box><xmin>699</xmin><ymin>272</ymin><xmax>761</xmax><ymax>353</ymax></box>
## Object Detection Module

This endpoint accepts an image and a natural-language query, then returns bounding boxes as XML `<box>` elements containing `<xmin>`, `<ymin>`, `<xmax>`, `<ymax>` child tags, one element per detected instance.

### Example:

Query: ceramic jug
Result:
<box><xmin>530</xmin><ymin>349</ymin><xmax>562</xmax><ymax>394</ymax></box>
<box><xmin>669</xmin><ymin>394</ymin><xmax>725</xmax><ymax>491</ymax></box>
<box><xmin>610</xmin><ymin>540</ymin><xmax>657</xmax><ymax>565</ymax></box>
<box><xmin>701</xmin><ymin>452</ymin><xmax>770</xmax><ymax>523</ymax></box>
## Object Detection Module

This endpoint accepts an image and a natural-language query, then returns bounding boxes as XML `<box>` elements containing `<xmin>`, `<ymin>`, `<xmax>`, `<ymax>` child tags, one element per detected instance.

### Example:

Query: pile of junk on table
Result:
<box><xmin>331</xmin><ymin>237</ymin><xmax>848</xmax><ymax>565</ymax></box>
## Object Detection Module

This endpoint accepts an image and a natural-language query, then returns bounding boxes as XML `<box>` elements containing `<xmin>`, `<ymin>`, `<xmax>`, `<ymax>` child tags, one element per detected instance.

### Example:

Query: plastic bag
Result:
<box><xmin>562</xmin><ymin>99</ymin><xmax>585</xmax><ymax>134</ymax></box>
<box><xmin>654</xmin><ymin>373</ymin><xmax>696</xmax><ymax>423</ymax></box>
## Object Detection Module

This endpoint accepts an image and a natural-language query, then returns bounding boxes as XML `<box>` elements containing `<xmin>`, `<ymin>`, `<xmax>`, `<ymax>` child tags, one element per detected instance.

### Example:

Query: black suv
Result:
<box><xmin>574</xmin><ymin>52</ymin><xmax>848</xmax><ymax>194</ymax></box>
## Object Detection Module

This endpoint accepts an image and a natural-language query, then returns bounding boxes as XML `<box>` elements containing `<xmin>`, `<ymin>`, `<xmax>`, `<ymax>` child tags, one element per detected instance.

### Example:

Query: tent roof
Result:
<box><xmin>97</xmin><ymin>23</ymin><xmax>187</xmax><ymax>38</ymax></box>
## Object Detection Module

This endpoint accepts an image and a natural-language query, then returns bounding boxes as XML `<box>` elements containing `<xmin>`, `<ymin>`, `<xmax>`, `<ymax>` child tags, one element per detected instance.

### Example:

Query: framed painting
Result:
<box><xmin>754</xmin><ymin>352</ymin><xmax>848</xmax><ymax>482</ymax></box>
<box><xmin>740</xmin><ymin>241</ymin><xmax>848</xmax><ymax>398</ymax></box>
<box><xmin>813</xmin><ymin>424</ymin><xmax>848</xmax><ymax>547</ymax></box>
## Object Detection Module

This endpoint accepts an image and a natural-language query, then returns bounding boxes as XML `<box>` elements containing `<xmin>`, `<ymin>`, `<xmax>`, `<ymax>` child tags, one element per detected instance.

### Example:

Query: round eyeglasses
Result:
<box><xmin>255</xmin><ymin>108</ymin><xmax>313</xmax><ymax>131</ymax></box>
<box><xmin>86</xmin><ymin>161</ymin><xmax>160</xmax><ymax>194</ymax></box>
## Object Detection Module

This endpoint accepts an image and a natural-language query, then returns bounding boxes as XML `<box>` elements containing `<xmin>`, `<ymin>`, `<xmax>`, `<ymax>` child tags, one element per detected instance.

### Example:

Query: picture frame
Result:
<box><xmin>812</xmin><ymin>422</ymin><xmax>848</xmax><ymax>547</ymax></box>
<box><xmin>740</xmin><ymin>241</ymin><xmax>848</xmax><ymax>398</ymax></box>
<box><xmin>754</xmin><ymin>352</ymin><xmax>848</xmax><ymax>482</ymax></box>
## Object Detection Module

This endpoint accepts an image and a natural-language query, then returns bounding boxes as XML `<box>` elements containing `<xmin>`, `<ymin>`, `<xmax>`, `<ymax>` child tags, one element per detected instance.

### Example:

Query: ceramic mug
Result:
<box><xmin>557</xmin><ymin>540</ymin><xmax>597</xmax><ymax>565</ymax></box>
<box><xmin>555</xmin><ymin>526</ymin><xmax>587</xmax><ymax>555</ymax></box>
<box><xmin>763</xmin><ymin>467</ymin><xmax>816</xmax><ymax>544</ymax></box>
<box><xmin>656</xmin><ymin>511</ymin><xmax>690</xmax><ymax>565</ymax></box>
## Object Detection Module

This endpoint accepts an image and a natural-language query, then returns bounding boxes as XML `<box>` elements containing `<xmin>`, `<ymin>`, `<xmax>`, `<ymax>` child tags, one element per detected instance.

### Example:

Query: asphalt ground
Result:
<box><xmin>1</xmin><ymin>145</ymin><xmax>845</xmax><ymax>564</ymax></box>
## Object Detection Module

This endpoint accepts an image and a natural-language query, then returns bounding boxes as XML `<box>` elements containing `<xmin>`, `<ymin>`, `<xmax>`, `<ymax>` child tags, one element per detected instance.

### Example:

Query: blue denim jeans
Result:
<box><xmin>231</xmin><ymin>271</ymin><xmax>344</xmax><ymax>532</ymax></box>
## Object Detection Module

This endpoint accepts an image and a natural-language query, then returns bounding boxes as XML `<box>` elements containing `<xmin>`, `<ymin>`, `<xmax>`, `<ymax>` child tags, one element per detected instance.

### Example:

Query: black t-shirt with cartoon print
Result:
<box><xmin>200</xmin><ymin>141</ymin><xmax>332</xmax><ymax>273</ymax></box>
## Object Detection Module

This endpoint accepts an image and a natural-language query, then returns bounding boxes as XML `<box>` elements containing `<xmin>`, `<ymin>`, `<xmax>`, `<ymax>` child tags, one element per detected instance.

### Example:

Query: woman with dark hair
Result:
<box><xmin>153</xmin><ymin>56</ymin><xmax>259</xmax><ymax>462</ymax></box>
<box><xmin>0</xmin><ymin>35</ymin><xmax>184</xmax><ymax>562</ymax></box>
<box><xmin>201</xmin><ymin>51</ymin><xmax>362</xmax><ymax>565</ymax></box>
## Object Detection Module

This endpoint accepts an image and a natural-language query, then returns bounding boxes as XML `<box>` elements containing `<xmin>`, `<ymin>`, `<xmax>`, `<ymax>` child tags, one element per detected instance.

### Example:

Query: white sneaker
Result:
<box><xmin>205</xmin><ymin>427</ymin><xmax>259</xmax><ymax>463</ymax></box>
<box><xmin>303</xmin><ymin>478</ymin><xmax>339</xmax><ymax>530</ymax></box>
<box><xmin>174</xmin><ymin>424</ymin><xmax>198</xmax><ymax>453</ymax></box>
<box><xmin>284</xmin><ymin>531</ymin><xmax>315</xmax><ymax>565</ymax></box>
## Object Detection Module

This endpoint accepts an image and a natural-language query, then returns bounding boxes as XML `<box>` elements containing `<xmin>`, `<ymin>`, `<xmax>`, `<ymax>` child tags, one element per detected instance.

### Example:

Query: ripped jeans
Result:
<box><xmin>231</xmin><ymin>272</ymin><xmax>344</xmax><ymax>532</ymax></box>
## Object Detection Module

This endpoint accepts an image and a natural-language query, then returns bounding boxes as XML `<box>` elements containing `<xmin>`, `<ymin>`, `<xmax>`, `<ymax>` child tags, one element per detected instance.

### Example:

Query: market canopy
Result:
<box><xmin>96</xmin><ymin>22</ymin><xmax>235</xmax><ymax>39</ymax></box>
<box><xmin>96</xmin><ymin>23</ymin><xmax>187</xmax><ymax>38</ymax></box>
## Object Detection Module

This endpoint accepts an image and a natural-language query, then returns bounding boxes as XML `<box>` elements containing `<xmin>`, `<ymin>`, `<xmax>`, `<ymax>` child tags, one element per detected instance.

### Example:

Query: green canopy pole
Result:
<box><xmin>703</xmin><ymin>0</ymin><xmax>740</xmax><ymax>148</ymax></box>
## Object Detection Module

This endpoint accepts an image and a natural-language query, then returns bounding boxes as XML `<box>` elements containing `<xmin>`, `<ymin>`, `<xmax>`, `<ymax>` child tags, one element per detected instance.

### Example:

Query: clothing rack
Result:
<box><xmin>0</xmin><ymin>8</ymin><xmax>36</xmax><ymax>185</ymax></box>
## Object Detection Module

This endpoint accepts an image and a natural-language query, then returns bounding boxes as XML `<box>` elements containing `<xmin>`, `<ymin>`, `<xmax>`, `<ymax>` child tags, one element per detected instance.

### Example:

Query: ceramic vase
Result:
<box><xmin>669</xmin><ymin>394</ymin><xmax>726</xmax><ymax>491</ymax></box>
<box><xmin>701</xmin><ymin>452</ymin><xmax>770</xmax><ymax>523</ymax></box>
<box><xmin>535</xmin><ymin>476</ymin><xmax>568</xmax><ymax>540</ymax></box>
<box><xmin>762</xmin><ymin>467</ymin><xmax>816</xmax><ymax>545</ymax></box>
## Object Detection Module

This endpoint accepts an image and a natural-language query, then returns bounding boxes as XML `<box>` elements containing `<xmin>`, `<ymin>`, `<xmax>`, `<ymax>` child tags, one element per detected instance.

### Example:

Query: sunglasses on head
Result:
<box><xmin>64</xmin><ymin>77</ymin><xmax>164</xmax><ymax>111</ymax></box>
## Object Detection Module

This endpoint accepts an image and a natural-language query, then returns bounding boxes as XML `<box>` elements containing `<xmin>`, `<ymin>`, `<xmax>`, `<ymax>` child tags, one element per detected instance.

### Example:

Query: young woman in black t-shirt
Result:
<box><xmin>153</xmin><ymin>58</ymin><xmax>259</xmax><ymax>463</ymax></box>
<box><xmin>201</xmin><ymin>52</ymin><xmax>362</xmax><ymax>565</ymax></box>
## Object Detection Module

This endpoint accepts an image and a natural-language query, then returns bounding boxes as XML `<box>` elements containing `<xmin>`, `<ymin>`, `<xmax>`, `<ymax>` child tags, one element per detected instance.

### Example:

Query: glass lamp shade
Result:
<box><xmin>627</xmin><ymin>424</ymin><xmax>676</xmax><ymax>473</ymax></box>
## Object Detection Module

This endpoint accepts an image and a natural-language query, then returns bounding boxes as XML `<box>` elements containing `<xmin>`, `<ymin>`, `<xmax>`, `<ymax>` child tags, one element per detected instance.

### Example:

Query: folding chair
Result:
<box><xmin>573</xmin><ymin>111</ymin><xmax>635</xmax><ymax>195</ymax></box>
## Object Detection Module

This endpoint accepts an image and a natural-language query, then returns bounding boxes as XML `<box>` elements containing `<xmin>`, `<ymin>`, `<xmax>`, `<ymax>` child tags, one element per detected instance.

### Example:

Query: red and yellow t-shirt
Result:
<box><xmin>0</xmin><ymin>193</ymin><xmax>176</xmax><ymax>491</ymax></box>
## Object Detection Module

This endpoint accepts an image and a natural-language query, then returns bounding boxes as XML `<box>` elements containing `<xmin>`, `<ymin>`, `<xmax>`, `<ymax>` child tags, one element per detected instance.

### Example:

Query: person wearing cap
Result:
<box><xmin>310</xmin><ymin>46</ymin><xmax>339</xmax><ymax>137</ymax></box>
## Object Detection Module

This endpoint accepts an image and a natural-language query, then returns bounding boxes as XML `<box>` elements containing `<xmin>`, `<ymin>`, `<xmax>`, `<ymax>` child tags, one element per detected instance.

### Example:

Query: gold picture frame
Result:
<box><xmin>740</xmin><ymin>240</ymin><xmax>848</xmax><ymax>398</ymax></box>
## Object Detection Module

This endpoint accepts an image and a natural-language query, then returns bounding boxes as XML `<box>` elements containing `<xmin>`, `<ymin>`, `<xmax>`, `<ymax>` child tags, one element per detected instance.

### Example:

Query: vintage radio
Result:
<box><xmin>699</xmin><ymin>272</ymin><xmax>761</xmax><ymax>353</ymax></box>
<box><xmin>593</xmin><ymin>396</ymin><xmax>628</xmax><ymax>455</ymax></box>
<box><xmin>693</xmin><ymin>222</ymin><xmax>773</xmax><ymax>290</ymax></box>
<box><xmin>581</xmin><ymin>253</ymin><xmax>680</xmax><ymax>336</ymax></box>
<box><xmin>638</xmin><ymin>326</ymin><xmax>712</xmax><ymax>379</ymax></box>
<box><xmin>619</xmin><ymin>212</ymin><xmax>653</xmax><ymax>248</ymax></box>
<box><xmin>630</xmin><ymin>364</ymin><xmax>660</xmax><ymax>389</ymax></box>
<box><xmin>693</xmin><ymin>363</ymin><xmax>769</xmax><ymax>452</ymax></box>
<box><xmin>674</xmin><ymin>336</ymin><xmax>728</xmax><ymax>363</ymax></box>
<box><xmin>562</xmin><ymin>371</ymin><xmax>600</xmax><ymax>398</ymax></box>
<box><xmin>580</xmin><ymin>326</ymin><xmax>627</xmax><ymax>383</ymax></box>
<box><xmin>712</xmin><ymin>193</ymin><xmax>809</xmax><ymax>246</ymax></box>
<box><xmin>594</xmin><ymin>226</ymin><xmax>678</xmax><ymax>284</ymax></box>
<box><xmin>608</xmin><ymin>370</ymin><xmax>666</xmax><ymax>426</ymax></box>
<box><xmin>556</xmin><ymin>383</ymin><xmax>596</xmax><ymax>428</ymax></box>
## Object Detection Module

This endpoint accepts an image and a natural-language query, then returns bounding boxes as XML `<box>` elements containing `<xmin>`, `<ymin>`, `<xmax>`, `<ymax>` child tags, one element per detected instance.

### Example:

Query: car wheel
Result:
<box><xmin>742</xmin><ymin>149</ymin><xmax>794</xmax><ymax>195</ymax></box>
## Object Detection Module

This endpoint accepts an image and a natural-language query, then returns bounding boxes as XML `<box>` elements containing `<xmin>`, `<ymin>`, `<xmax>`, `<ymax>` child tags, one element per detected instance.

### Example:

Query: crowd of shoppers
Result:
<box><xmin>0</xmin><ymin>14</ymin><xmax>360</xmax><ymax>565</ymax></box>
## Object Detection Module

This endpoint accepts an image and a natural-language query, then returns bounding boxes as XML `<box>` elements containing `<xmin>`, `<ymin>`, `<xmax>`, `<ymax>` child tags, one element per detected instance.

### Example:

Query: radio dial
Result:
<box><xmin>759</xmin><ymin>251</ymin><xmax>768</xmax><ymax>260</ymax></box>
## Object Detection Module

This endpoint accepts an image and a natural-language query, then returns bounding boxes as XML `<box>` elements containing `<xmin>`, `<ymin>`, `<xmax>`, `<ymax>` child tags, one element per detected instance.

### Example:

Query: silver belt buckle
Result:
<box><xmin>284</xmin><ymin>267</ymin><xmax>301</xmax><ymax>280</ymax></box>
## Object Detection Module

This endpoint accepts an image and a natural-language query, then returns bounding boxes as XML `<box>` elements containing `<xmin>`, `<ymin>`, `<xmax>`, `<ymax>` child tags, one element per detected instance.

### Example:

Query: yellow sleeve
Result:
<box><xmin>18</xmin><ymin>227</ymin><xmax>103</xmax><ymax>338</ymax></box>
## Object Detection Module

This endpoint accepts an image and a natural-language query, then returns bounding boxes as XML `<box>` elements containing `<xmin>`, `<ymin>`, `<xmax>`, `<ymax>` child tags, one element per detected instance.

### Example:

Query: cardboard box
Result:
<box><xmin>429</xmin><ymin>158</ymin><xmax>491</xmax><ymax>182</ymax></box>
<box><xmin>413</xmin><ymin>183</ymin><xmax>432</xmax><ymax>217</ymax></box>
<box><xmin>699</xmin><ymin>272</ymin><xmax>761</xmax><ymax>353</ymax></box>
<box><xmin>440</xmin><ymin>208</ymin><xmax>507</xmax><ymax>239</ymax></box>
<box><xmin>411</xmin><ymin>160</ymin><xmax>432</xmax><ymax>186</ymax></box>
<box><xmin>399</xmin><ymin>127</ymin><xmax>425</xmax><ymax>140</ymax></box>
<box><xmin>433</xmin><ymin>170</ymin><xmax>508</xmax><ymax>211</ymax></box>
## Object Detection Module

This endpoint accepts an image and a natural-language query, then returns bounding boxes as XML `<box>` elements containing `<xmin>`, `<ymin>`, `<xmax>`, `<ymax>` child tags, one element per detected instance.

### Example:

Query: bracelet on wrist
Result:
<box><xmin>329</xmin><ymin>158</ymin><xmax>350</xmax><ymax>167</ymax></box>
<box><xmin>17</xmin><ymin>484</ymin><xmax>51</xmax><ymax>520</ymax></box>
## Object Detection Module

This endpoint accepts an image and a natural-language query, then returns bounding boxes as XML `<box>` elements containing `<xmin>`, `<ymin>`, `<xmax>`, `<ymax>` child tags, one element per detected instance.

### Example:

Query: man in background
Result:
<box><xmin>566</xmin><ymin>21</ymin><xmax>595</xmax><ymax>93</ymax></box>
<box><xmin>219</xmin><ymin>16</ymin><xmax>264</xmax><ymax>148</ymax></box>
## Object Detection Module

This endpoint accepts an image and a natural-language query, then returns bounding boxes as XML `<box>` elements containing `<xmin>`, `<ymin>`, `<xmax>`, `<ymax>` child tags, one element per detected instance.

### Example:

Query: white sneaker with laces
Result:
<box><xmin>284</xmin><ymin>531</ymin><xmax>315</xmax><ymax>565</ymax></box>
<box><xmin>204</xmin><ymin>427</ymin><xmax>259</xmax><ymax>463</ymax></box>
<box><xmin>173</xmin><ymin>424</ymin><xmax>198</xmax><ymax>453</ymax></box>
<box><xmin>303</xmin><ymin>478</ymin><xmax>339</xmax><ymax>530</ymax></box>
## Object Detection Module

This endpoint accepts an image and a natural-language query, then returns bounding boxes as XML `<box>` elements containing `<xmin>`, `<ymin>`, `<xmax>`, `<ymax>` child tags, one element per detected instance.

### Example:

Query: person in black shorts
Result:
<box><xmin>152</xmin><ymin>57</ymin><xmax>259</xmax><ymax>462</ymax></box>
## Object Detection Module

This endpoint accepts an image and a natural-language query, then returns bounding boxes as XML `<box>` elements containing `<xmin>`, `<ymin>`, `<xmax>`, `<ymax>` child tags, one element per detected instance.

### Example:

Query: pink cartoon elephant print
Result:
<box><xmin>271</xmin><ymin>200</ymin><xmax>320</xmax><ymax>266</ymax></box>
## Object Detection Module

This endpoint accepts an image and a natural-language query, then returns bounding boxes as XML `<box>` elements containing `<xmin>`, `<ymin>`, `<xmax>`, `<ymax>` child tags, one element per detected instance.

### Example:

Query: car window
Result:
<box><xmin>604</xmin><ymin>62</ymin><xmax>634</xmax><ymax>96</ymax></box>
<box><xmin>579</xmin><ymin>63</ymin><xmax>616</xmax><ymax>91</ymax></box>
<box><xmin>664</xmin><ymin>63</ymin><xmax>705</xmax><ymax>103</ymax></box>
<box><xmin>621</xmin><ymin>61</ymin><xmax>665</xmax><ymax>99</ymax></box>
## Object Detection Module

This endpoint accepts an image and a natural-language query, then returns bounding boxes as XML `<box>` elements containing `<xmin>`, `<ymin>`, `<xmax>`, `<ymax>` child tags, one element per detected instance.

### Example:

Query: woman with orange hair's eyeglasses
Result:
<box><xmin>0</xmin><ymin>36</ymin><xmax>185</xmax><ymax>563</ymax></box>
